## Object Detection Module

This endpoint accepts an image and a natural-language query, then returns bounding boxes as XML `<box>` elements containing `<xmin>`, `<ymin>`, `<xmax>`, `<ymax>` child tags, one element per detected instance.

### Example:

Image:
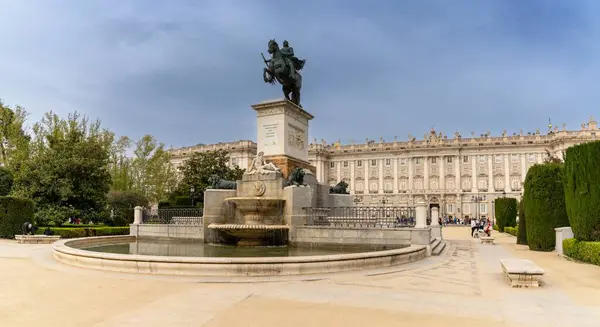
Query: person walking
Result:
<box><xmin>471</xmin><ymin>219</ymin><xmax>477</xmax><ymax>237</ymax></box>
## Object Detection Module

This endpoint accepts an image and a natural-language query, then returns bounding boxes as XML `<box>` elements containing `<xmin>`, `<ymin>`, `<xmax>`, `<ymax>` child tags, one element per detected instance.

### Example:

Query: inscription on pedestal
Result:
<box><xmin>262</xmin><ymin>123</ymin><xmax>278</xmax><ymax>147</ymax></box>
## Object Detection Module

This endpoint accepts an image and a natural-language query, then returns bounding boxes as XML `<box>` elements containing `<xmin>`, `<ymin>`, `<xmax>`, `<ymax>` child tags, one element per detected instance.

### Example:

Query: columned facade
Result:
<box><xmin>169</xmin><ymin>117</ymin><xmax>599</xmax><ymax>221</ymax></box>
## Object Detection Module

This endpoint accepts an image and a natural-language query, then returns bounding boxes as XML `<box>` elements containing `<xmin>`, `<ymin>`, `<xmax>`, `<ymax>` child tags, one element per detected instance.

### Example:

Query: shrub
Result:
<box><xmin>563</xmin><ymin>141</ymin><xmax>600</xmax><ymax>241</ymax></box>
<box><xmin>494</xmin><ymin>197</ymin><xmax>517</xmax><ymax>232</ymax></box>
<box><xmin>524</xmin><ymin>164</ymin><xmax>570</xmax><ymax>251</ymax></box>
<box><xmin>34</xmin><ymin>204</ymin><xmax>79</xmax><ymax>227</ymax></box>
<box><xmin>35</xmin><ymin>226</ymin><xmax>129</xmax><ymax>238</ymax></box>
<box><xmin>158</xmin><ymin>200</ymin><xmax>171</xmax><ymax>209</ymax></box>
<box><xmin>174</xmin><ymin>196</ymin><xmax>192</xmax><ymax>206</ymax></box>
<box><xmin>505</xmin><ymin>226</ymin><xmax>519</xmax><ymax>237</ymax></box>
<box><xmin>0</xmin><ymin>196</ymin><xmax>35</xmax><ymax>238</ymax></box>
<box><xmin>493</xmin><ymin>224</ymin><xmax>499</xmax><ymax>231</ymax></box>
<box><xmin>562</xmin><ymin>238</ymin><xmax>600</xmax><ymax>266</ymax></box>
<box><xmin>517</xmin><ymin>199</ymin><xmax>528</xmax><ymax>245</ymax></box>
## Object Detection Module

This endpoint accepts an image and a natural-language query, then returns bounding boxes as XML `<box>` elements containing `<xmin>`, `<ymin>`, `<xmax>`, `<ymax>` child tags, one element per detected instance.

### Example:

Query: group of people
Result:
<box><xmin>470</xmin><ymin>218</ymin><xmax>492</xmax><ymax>237</ymax></box>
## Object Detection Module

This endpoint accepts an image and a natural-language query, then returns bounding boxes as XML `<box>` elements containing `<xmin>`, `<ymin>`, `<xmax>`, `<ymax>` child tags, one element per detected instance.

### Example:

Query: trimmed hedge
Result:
<box><xmin>563</xmin><ymin>238</ymin><xmax>600</xmax><ymax>266</ymax></box>
<box><xmin>494</xmin><ymin>197</ymin><xmax>517</xmax><ymax>232</ymax></box>
<box><xmin>563</xmin><ymin>141</ymin><xmax>600</xmax><ymax>241</ymax></box>
<box><xmin>517</xmin><ymin>199</ymin><xmax>528</xmax><ymax>245</ymax></box>
<box><xmin>0</xmin><ymin>196</ymin><xmax>35</xmax><ymax>238</ymax></box>
<box><xmin>524</xmin><ymin>164</ymin><xmax>570</xmax><ymax>251</ymax></box>
<box><xmin>505</xmin><ymin>226</ymin><xmax>518</xmax><ymax>237</ymax></box>
<box><xmin>35</xmin><ymin>227</ymin><xmax>129</xmax><ymax>238</ymax></box>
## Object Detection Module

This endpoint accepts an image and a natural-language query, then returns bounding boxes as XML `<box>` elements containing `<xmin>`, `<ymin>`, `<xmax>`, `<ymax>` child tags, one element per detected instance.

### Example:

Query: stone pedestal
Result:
<box><xmin>555</xmin><ymin>227</ymin><xmax>574</xmax><ymax>255</ymax></box>
<box><xmin>251</xmin><ymin>99</ymin><xmax>316</xmax><ymax>178</ymax></box>
<box><xmin>415</xmin><ymin>201</ymin><xmax>427</xmax><ymax>229</ymax></box>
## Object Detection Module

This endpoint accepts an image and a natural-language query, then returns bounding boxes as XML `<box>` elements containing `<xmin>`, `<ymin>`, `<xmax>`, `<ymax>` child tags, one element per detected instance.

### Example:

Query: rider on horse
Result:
<box><xmin>280</xmin><ymin>40</ymin><xmax>297</xmax><ymax>81</ymax></box>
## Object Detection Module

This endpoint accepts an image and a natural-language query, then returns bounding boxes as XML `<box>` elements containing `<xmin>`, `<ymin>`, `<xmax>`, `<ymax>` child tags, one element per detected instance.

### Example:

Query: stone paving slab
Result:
<box><xmin>1</xmin><ymin>228</ymin><xmax>600</xmax><ymax>326</ymax></box>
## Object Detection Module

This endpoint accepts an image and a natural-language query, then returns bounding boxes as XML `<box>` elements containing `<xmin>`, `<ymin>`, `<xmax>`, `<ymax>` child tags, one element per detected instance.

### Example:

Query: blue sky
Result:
<box><xmin>1</xmin><ymin>0</ymin><xmax>598</xmax><ymax>148</ymax></box>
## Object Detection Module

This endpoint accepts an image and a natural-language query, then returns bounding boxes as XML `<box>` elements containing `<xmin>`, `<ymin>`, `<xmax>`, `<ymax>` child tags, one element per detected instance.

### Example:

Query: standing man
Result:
<box><xmin>471</xmin><ymin>218</ymin><xmax>477</xmax><ymax>237</ymax></box>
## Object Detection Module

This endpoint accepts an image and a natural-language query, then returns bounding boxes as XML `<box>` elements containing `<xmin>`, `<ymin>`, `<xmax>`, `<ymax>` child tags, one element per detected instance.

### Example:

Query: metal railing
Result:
<box><xmin>142</xmin><ymin>208</ymin><xmax>203</xmax><ymax>225</ymax></box>
<box><xmin>303</xmin><ymin>206</ymin><xmax>416</xmax><ymax>228</ymax></box>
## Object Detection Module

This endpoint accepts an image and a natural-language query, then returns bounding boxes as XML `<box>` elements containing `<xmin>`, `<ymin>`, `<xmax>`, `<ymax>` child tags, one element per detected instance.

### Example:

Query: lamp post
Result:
<box><xmin>190</xmin><ymin>186</ymin><xmax>195</xmax><ymax>207</ymax></box>
<box><xmin>471</xmin><ymin>194</ymin><xmax>486</xmax><ymax>222</ymax></box>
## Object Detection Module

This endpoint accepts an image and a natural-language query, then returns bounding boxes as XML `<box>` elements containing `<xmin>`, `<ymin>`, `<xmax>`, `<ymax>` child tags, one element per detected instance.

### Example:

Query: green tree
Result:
<box><xmin>13</xmin><ymin>111</ymin><xmax>112</xmax><ymax>225</ymax></box>
<box><xmin>494</xmin><ymin>197</ymin><xmax>517</xmax><ymax>232</ymax></box>
<box><xmin>175</xmin><ymin>149</ymin><xmax>245</xmax><ymax>203</ymax></box>
<box><xmin>130</xmin><ymin>135</ymin><xmax>178</xmax><ymax>203</ymax></box>
<box><xmin>108</xmin><ymin>136</ymin><xmax>133</xmax><ymax>192</ymax></box>
<box><xmin>0</xmin><ymin>167</ymin><xmax>14</xmax><ymax>196</ymax></box>
<box><xmin>107</xmin><ymin>190</ymin><xmax>149</xmax><ymax>226</ymax></box>
<box><xmin>0</xmin><ymin>100</ymin><xmax>30</xmax><ymax>169</ymax></box>
<box><xmin>524</xmin><ymin>163</ymin><xmax>569</xmax><ymax>251</ymax></box>
<box><xmin>563</xmin><ymin>141</ymin><xmax>600</xmax><ymax>241</ymax></box>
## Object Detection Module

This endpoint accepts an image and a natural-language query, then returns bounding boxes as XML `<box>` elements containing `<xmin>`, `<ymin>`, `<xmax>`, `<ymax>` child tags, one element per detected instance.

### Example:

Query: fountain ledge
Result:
<box><xmin>52</xmin><ymin>235</ymin><xmax>429</xmax><ymax>277</ymax></box>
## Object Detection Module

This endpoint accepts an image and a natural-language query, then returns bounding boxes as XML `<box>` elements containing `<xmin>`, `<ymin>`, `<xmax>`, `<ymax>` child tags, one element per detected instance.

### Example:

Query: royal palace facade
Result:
<box><xmin>169</xmin><ymin>117</ymin><xmax>598</xmax><ymax>220</ymax></box>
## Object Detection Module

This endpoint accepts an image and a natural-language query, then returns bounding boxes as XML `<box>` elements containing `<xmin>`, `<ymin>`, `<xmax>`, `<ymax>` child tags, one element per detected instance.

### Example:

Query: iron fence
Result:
<box><xmin>303</xmin><ymin>206</ymin><xmax>416</xmax><ymax>228</ymax></box>
<box><xmin>142</xmin><ymin>208</ymin><xmax>203</xmax><ymax>225</ymax></box>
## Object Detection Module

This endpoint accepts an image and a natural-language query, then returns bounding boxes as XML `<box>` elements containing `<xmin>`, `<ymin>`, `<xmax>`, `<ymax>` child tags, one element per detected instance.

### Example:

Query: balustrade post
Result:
<box><xmin>133</xmin><ymin>206</ymin><xmax>143</xmax><ymax>225</ymax></box>
<box><xmin>430</xmin><ymin>207</ymin><xmax>439</xmax><ymax>226</ymax></box>
<box><xmin>415</xmin><ymin>201</ymin><xmax>427</xmax><ymax>228</ymax></box>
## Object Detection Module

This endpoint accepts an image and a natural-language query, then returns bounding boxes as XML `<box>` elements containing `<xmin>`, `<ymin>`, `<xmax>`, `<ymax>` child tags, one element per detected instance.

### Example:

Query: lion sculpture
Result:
<box><xmin>283</xmin><ymin>168</ymin><xmax>306</xmax><ymax>187</ymax></box>
<box><xmin>329</xmin><ymin>181</ymin><xmax>349</xmax><ymax>194</ymax></box>
<box><xmin>207</xmin><ymin>175</ymin><xmax>237</xmax><ymax>190</ymax></box>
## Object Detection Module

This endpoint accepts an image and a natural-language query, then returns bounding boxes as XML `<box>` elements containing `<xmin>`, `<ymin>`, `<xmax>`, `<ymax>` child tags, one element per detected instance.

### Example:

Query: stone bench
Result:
<box><xmin>15</xmin><ymin>235</ymin><xmax>61</xmax><ymax>244</ymax></box>
<box><xmin>480</xmin><ymin>236</ymin><xmax>495</xmax><ymax>244</ymax></box>
<box><xmin>500</xmin><ymin>259</ymin><xmax>544</xmax><ymax>288</ymax></box>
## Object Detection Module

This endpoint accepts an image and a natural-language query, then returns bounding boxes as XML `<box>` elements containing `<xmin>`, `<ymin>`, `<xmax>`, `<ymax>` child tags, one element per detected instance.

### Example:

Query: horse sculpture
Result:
<box><xmin>262</xmin><ymin>39</ymin><xmax>305</xmax><ymax>107</ymax></box>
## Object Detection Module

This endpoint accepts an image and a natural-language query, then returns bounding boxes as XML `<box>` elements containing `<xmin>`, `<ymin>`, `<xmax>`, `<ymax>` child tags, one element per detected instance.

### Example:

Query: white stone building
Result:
<box><xmin>169</xmin><ymin>117</ymin><xmax>598</xmax><ymax>221</ymax></box>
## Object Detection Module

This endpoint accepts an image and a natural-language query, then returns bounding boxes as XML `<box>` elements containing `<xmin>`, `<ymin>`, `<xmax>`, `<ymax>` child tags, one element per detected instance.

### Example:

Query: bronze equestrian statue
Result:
<box><xmin>262</xmin><ymin>39</ymin><xmax>306</xmax><ymax>107</ymax></box>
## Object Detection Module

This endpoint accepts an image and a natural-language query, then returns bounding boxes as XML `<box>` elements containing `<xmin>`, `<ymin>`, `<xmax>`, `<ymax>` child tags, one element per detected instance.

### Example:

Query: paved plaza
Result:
<box><xmin>1</xmin><ymin>228</ymin><xmax>599</xmax><ymax>327</ymax></box>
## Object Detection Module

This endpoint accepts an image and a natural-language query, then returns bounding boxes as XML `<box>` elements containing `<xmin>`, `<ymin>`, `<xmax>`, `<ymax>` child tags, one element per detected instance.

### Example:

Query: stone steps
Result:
<box><xmin>430</xmin><ymin>237</ymin><xmax>446</xmax><ymax>256</ymax></box>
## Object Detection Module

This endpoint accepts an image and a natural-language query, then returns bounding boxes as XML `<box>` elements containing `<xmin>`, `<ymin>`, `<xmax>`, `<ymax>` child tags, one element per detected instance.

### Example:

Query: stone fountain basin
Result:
<box><xmin>208</xmin><ymin>224</ymin><xmax>289</xmax><ymax>245</ymax></box>
<box><xmin>52</xmin><ymin>235</ymin><xmax>429</xmax><ymax>278</ymax></box>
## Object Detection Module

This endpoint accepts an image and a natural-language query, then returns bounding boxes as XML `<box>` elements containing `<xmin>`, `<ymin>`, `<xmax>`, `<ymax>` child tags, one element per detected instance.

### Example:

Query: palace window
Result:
<box><xmin>385</xmin><ymin>158</ymin><xmax>391</xmax><ymax>166</ymax></box>
<box><xmin>231</xmin><ymin>158</ymin><xmax>239</xmax><ymax>167</ymax></box>
<box><xmin>343</xmin><ymin>161</ymin><xmax>348</xmax><ymax>167</ymax></box>
<box><xmin>399</xmin><ymin>180</ymin><xmax>407</xmax><ymax>190</ymax></box>
<box><xmin>478</xmin><ymin>155</ymin><xmax>487</xmax><ymax>163</ymax></box>
<box><xmin>446</xmin><ymin>179</ymin><xmax>454</xmax><ymax>190</ymax></box>
<box><xmin>447</xmin><ymin>157</ymin><xmax>453</xmax><ymax>164</ymax></box>
<box><xmin>330</xmin><ymin>162</ymin><xmax>335</xmax><ymax>168</ymax></box>
<box><xmin>478</xmin><ymin>178</ymin><xmax>487</xmax><ymax>190</ymax></box>
<box><xmin>384</xmin><ymin>181</ymin><xmax>393</xmax><ymax>192</ymax></box>
<box><xmin>447</xmin><ymin>204</ymin><xmax>454</xmax><ymax>214</ymax></box>
<box><xmin>369</xmin><ymin>182</ymin><xmax>378</xmax><ymax>191</ymax></box>
<box><xmin>431</xmin><ymin>157</ymin><xmax>437</xmax><ymax>164</ymax></box>
<box><xmin>511</xmin><ymin>177</ymin><xmax>521</xmax><ymax>190</ymax></box>
<box><xmin>463</xmin><ymin>156</ymin><xmax>469</xmax><ymax>163</ymax></box>
<box><xmin>415</xmin><ymin>180</ymin><xmax>423</xmax><ymax>190</ymax></box>
<box><xmin>494</xmin><ymin>178</ymin><xmax>503</xmax><ymax>190</ymax></box>
<box><xmin>355</xmin><ymin>181</ymin><xmax>364</xmax><ymax>192</ymax></box>
<box><xmin>357</xmin><ymin>160</ymin><xmax>362</xmax><ymax>167</ymax></box>
<box><xmin>511</xmin><ymin>154</ymin><xmax>519</xmax><ymax>162</ymax></box>
<box><xmin>415</xmin><ymin>158</ymin><xmax>421</xmax><ymax>164</ymax></box>
<box><xmin>371</xmin><ymin>159</ymin><xmax>377</xmax><ymax>166</ymax></box>
<box><xmin>480</xmin><ymin>203</ymin><xmax>488</xmax><ymax>214</ymax></box>
<box><xmin>495</xmin><ymin>155</ymin><xmax>502</xmax><ymax>163</ymax></box>
<box><xmin>462</xmin><ymin>203</ymin><xmax>470</xmax><ymax>214</ymax></box>
<box><xmin>462</xmin><ymin>179</ymin><xmax>471</xmax><ymax>190</ymax></box>
<box><xmin>400</xmin><ymin>158</ymin><xmax>407</xmax><ymax>165</ymax></box>
<box><xmin>528</xmin><ymin>153</ymin><xmax>536</xmax><ymax>162</ymax></box>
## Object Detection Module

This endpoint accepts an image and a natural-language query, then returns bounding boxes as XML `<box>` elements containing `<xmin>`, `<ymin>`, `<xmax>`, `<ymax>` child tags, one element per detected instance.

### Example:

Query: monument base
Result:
<box><xmin>264</xmin><ymin>155</ymin><xmax>316</xmax><ymax>179</ymax></box>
